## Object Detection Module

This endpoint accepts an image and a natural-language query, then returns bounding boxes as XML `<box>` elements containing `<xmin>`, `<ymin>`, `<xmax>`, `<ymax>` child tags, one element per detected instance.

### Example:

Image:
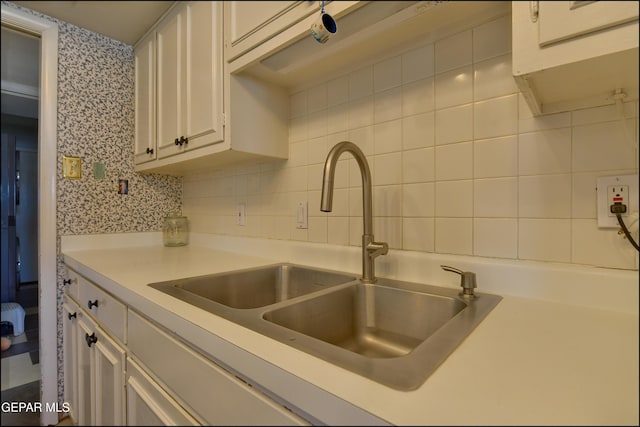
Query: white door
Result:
<box><xmin>134</xmin><ymin>31</ymin><xmax>156</xmax><ymax>165</ymax></box>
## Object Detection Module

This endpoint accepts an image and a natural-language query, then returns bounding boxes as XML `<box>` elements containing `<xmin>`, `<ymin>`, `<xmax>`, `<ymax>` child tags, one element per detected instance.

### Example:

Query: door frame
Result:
<box><xmin>1</xmin><ymin>5</ymin><xmax>58</xmax><ymax>426</ymax></box>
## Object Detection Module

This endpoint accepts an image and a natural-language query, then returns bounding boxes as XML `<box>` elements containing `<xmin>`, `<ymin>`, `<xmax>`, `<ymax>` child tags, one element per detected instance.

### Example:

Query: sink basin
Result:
<box><xmin>149</xmin><ymin>263</ymin><xmax>356</xmax><ymax>309</ymax></box>
<box><xmin>263</xmin><ymin>282</ymin><xmax>466</xmax><ymax>358</ymax></box>
<box><xmin>149</xmin><ymin>264</ymin><xmax>502</xmax><ymax>391</ymax></box>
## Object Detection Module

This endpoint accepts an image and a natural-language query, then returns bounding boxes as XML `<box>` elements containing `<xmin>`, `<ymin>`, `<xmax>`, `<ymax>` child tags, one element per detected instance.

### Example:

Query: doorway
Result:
<box><xmin>1</xmin><ymin>22</ymin><xmax>41</xmax><ymax>406</ymax></box>
<box><xmin>1</xmin><ymin>5</ymin><xmax>59</xmax><ymax>426</ymax></box>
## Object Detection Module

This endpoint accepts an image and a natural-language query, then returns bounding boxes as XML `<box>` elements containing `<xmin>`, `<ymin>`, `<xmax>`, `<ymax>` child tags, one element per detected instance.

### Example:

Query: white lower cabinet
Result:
<box><xmin>126</xmin><ymin>357</ymin><xmax>199</xmax><ymax>426</ymax></box>
<box><xmin>63</xmin><ymin>266</ymin><xmax>310</xmax><ymax>426</ymax></box>
<box><xmin>127</xmin><ymin>309</ymin><xmax>309</xmax><ymax>425</ymax></box>
<box><xmin>63</xmin><ymin>291</ymin><xmax>126</xmax><ymax>426</ymax></box>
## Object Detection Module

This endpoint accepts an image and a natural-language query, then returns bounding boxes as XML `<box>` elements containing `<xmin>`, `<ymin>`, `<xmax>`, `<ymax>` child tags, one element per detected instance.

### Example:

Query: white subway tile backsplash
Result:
<box><xmin>403</xmin><ymin>217</ymin><xmax>435</xmax><ymax>252</ymax></box>
<box><xmin>572</xmin><ymin>120</ymin><xmax>637</xmax><ymax>172</ymax></box>
<box><xmin>374</xmin><ymin>152</ymin><xmax>402</xmax><ymax>185</ymax></box>
<box><xmin>374</xmin><ymin>87</ymin><xmax>402</xmax><ymax>123</ymax></box>
<box><xmin>473</xmin><ymin>54</ymin><xmax>518</xmax><ymax>101</ymax></box>
<box><xmin>327</xmin><ymin>76</ymin><xmax>349</xmax><ymax>107</ymax></box>
<box><xmin>349</xmin><ymin>66</ymin><xmax>374</xmax><ymax>100</ymax></box>
<box><xmin>402</xmin><ymin>44</ymin><xmax>435</xmax><ymax>84</ymax></box>
<box><xmin>435</xmin><ymin>180</ymin><xmax>473</xmax><ymax>217</ymax></box>
<box><xmin>435</xmin><ymin>218</ymin><xmax>473</xmax><ymax>255</ymax></box>
<box><xmin>183</xmin><ymin>16</ymin><xmax>638</xmax><ymax>272</ymax></box>
<box><xmin>473</xmin><ymin>15</ymin><xmax>511</xmax><ymax>62</ymax></box>
<box><xmin>290</xmin><ymin>91</ymin><xmax>307</xmax><ymax>118</ymax></box>
<box><xmin>435</xmin><ymin>142</ymin><xmax>473</xmax><ymax>181</ymax></box>
<box><xmin>435</xmin><ymin>30</ymin><xmax>472</xmax><ymax>74</ymax></box>
<box><xmin>403</xmin><ymin>182</ymin><xmax>435</xmax><ymax>217</ymax></box>
<box><xmin>403</xmin><ymin>112</ymin><xmax>435</xmax><ymax>150</ymax></box>
<box><xmin>474</xmin><ymin>178</ymin><xmax>518</xmax><ymax>218</ymax></box>
<box><xmin>328</xmin><ymin>217</ymin><xmax>350</xmax><ymax>245</ymax></box>
<box><xmin>518</xmin><ymin>128</ymin><xmax>572</xmax><ymax>175</ymax></box>
<box><xmin>435</xmin><ymin>66</ymin><xmax>473</xmax><ymax>109</ymax></box>
<box><xmin>402</xmin><ymin>77</ymin><xmax>435</xmax><ymax>115</ymax></box>
<box><xmin>474</xmin><ymin>94</ymin><xmax>518</xmax><ymax>139</ymax></box>
<box><xmin>474</xmin><ymin>135</ymin><xmax>518</xmax><ymax>178</ymax></box>
<box><xmin>307</xmin><ymin>83</ymin><xmax>327</xmax><ymax>113</ymax></box>
<box><xmin>519</xmin><ymin>174</ymin><xmax>572</xmax><ymax>218</ymax></box>
<box><xmin>435</xmin><ymin>103</ymin><xmax>473</xmax><ymax>145</ymax></box>
<box><xmin>374</xmin><ymin>56</ymin><xmax>402</xmax><ymax>92</ymax></box>
<box><xmin>327</xmin><ymin>103</ymin><xmax>349</xmax><ymax>135</ymax></box>
<box><xmin>473</xmin><ymin>218</ymin><xmax>518</xmax><ymax>259</ymax></box>
<box><xmin>518</xmin><ymin>219</ymin><xmax>571</xmax><ymax>263</ymax></box>
<box><xmin>348</xmin><ymin>96</ymin><xmax>374</xmax><ymax>129</ymax></box>
<box><xmin>402</xmin><ymin>147</ymin><xmax>435</xmax><ymax>183</ymax></box>
<box><xmin>374</xmin><ymin>119</ymin><xmax>402</xmax><ymax>154</ymax></box>
<box><xmin>571</xmin><ymin>219</ymin><xmax>637</xmax><ymax>269</ymax></box>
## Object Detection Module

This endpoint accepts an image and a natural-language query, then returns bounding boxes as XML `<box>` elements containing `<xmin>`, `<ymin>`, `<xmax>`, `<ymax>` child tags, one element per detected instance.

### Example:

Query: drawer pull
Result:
<box><xmin>85</xmin><ymin>332</ymin><xmax>97</xmax><ymax>347</ymax></box>
<box><xmin>63</xmin><ymin>279</ymin><xmax>72</xmax><ymax>285</ymax></box>
<box><xmin>68</xmin><ymin>312</ymin><xmax>77</xmax><ymax>320</ymax></box>
<box><xmin>88</xmin><ymin>300</ymin><xmax>99</xmax><ymax>309</ymax></box>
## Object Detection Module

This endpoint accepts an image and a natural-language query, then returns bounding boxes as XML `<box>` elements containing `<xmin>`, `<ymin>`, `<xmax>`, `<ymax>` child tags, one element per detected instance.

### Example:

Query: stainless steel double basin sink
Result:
<box><xmin>149</xmin><ymin>263</ymin><xmax>502</xmax><ymax>390</ymax></box>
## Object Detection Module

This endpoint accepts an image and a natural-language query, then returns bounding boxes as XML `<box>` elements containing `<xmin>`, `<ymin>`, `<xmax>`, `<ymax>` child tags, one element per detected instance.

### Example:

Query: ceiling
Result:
<box><xmin>11</xmin><ymin>1</ymin><xmax>175</xmax><ymax>45</ymax></box>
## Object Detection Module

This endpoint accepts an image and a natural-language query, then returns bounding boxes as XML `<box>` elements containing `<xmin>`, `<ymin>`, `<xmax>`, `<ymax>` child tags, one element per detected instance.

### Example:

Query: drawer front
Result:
<box><xmin>64</xmin><ymin>267</ymin><xmax>81</xmax><ymax>300</ymax></box>
<box><xmin>127</xmin><ymin>309</ymin><xmax>308</xmax><ymax>426</ymax></box>
<box><xmin>79</xmin><ymin>276</ymin><xmax>127</xmax><ymax>343</ymax></box>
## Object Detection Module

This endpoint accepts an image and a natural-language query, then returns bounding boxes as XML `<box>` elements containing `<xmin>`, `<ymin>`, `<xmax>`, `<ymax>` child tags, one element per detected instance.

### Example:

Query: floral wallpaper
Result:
<box><xmin>3</xmin><ymin>1</ymin><xmax>182</xmax><ymax>404</ymax></box>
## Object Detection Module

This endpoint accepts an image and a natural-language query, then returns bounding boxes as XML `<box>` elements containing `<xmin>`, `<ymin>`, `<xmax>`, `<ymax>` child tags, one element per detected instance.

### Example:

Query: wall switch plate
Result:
<box><xmin>237</xmin><ymin>203</ymin><xmax>246</xmax><ymax>226</ymax></box>
<box><xmin>296</xmin><ymin>201</ymin><xmax>308</xmax><ymax>229</ymax></box>
<box><xmin>596</xmin><ymin>174</ymin><xmax>639</xmax><ymax>228</ymax></box>
<box><xmin>63</xmin><ymin>155</ymin><xmax>82</xmax><ymax>179</ymax></box>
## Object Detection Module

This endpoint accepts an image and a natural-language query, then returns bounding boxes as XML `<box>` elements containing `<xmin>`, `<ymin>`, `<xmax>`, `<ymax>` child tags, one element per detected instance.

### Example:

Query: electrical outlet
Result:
<box><xmin>607</xmin><ymin>185</ymin><xmax>629</xmax><ymax>216</ymax></box>
<box><xmin>597</xmin><ymin>175</ymin><xmax>639</xmax><ymax>228</ymax></box>
<box><xmin>237</xmin><ymin>203</ymin><xmax>246</xmax><ymax>226</ymax></box>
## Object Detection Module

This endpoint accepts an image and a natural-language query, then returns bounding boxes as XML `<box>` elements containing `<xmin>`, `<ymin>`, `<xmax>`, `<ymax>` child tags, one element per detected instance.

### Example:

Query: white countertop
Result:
<box><xmin>62</xmin><ymin>233</ymin><xmax>639</xmax><ymax>425</ymax></box>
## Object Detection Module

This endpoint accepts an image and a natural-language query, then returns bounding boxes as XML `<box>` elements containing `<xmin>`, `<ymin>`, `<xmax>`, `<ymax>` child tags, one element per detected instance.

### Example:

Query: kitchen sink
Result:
<box><xmin>262</xmin><ymin>282</ymin><xmax>467</xmax><ymax>358</ymax></box>
<box><xmin>148</xmin><ymin>263</ymin><xmax>502</xmax><ymax>390</ymax></box>
<box><xmin>149</xmin><ymin>263</ymin><xmax>356</xmax><ymax>309</ymax></box>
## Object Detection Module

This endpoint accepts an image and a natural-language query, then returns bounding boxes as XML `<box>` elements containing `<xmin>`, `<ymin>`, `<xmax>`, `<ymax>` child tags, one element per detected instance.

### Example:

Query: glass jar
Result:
<box><xmin>163</xmin><ymin>215</ymin><xmax>189</xmax><ymax>247</ymax></box>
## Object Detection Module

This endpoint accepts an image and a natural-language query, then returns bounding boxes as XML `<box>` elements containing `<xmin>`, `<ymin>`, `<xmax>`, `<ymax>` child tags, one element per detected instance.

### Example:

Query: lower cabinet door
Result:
<box><xmin>76</xmin><ymin>315</ymin><xmax>126</xmax><ymax>425</ymax></box>
<box><xmin>126</xmin><ymin>357</ymin><xmax>200</xmax><ymax>426</ymax></box>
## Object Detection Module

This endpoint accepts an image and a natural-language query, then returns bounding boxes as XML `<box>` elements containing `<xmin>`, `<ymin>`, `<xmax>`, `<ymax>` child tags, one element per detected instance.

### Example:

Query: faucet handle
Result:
<box><xmin>441</xmin><ymin>265</ymin><xmax>477</xmax><ymax>298</ymax></box>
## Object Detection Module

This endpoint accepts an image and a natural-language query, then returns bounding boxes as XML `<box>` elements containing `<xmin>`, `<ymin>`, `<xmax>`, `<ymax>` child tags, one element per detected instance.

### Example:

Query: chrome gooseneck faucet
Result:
<box><xmin>321</xmin><ymin>141</ymin><xmax>388</xmax><ymax>283</ymax></box>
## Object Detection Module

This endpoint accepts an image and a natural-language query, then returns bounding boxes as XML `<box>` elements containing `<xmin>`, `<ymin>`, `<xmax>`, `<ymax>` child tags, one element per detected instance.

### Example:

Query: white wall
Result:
<box><xmin>183</xmin><ymin>15</ymin><xmax>639</xmax><ymax>271</ymax></box>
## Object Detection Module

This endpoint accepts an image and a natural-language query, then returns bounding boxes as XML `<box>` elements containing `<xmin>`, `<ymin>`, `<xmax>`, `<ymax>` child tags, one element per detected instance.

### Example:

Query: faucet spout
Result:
<box><xmin>321</xmin><ymin>141</ymin><xmax>388</xmax><ymax>283</ymax></box>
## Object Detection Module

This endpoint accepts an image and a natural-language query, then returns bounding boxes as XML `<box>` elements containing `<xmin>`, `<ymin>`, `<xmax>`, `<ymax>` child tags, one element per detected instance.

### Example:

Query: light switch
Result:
<box><xmin>296</xmin><ymin>201</ymin><xmax>308</xmax><ymax>229</ymax></box>
<box><xmin>63</xmin><ymin>155</ymin><xmax>82</xmax><ymax>179</ymax></box>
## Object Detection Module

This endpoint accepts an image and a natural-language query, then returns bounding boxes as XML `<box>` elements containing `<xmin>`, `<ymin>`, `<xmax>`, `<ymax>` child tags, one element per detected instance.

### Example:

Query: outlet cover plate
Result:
<box><xmin>596</xmin><ymin>174</ymin><xmax>639</xmax><ymax>228</ymax></box>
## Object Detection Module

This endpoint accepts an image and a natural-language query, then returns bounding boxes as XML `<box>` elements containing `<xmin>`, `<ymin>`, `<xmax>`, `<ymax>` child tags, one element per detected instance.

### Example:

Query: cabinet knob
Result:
<box><xmin>180</xmin><ymin>136</ymin><xmax>189</xmax><ymax>145</ymax></box>
<box><xmin>63</xmin><ymin>279</ymin><xmax>72</xmax><ymax>285</ymax></box>
<box><xmin>87</xmin><ymin>299</ymin><xmax>99</xmax><ymax>310</ymax></box>
<box><xmin>85</xmin><ymin>332</ymin><xmax>98</xmax><ymax>348</ymax></box>
<box><xmin>175</xmin><ymin>138</ymin><xmax>180</xmax><ymax>146</ymax></box>
<box><xmin>68</xmin><ymin>312</ymin><xmax>77</xmax><ymax>320</ymax></box>
<box><xmin>146</xmin><ymin>147</ymin><xmax>154</xmax><ymax>154</ymax></box>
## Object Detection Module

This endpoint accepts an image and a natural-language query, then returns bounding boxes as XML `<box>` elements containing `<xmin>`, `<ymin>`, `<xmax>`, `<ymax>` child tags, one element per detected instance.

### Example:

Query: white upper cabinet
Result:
<box><xmin>134</xmin><ymin>31</ymin><xmax>155</xmax><ymax>165</ymax></box>
<box><xmin>134</xmin><ymin>1</ymin><xmax>290</xmax><ymax>176</ymax></box>
<box><xmin>224</xmin><ymin>1</ymin><xmax>318</xmax><ymax>62</ymax></box>
<box><xmin>512</xmin><ymin>1</ymin><xmax>639</xmax><ymax>115</ymax></box>
<box><xmin>156</xmin><ymin>1</ymin><xmax>224</xmax><ymax>160</ymax></box>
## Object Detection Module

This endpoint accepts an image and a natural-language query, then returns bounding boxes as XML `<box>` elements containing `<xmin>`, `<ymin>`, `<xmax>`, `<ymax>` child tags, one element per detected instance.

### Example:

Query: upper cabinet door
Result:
<box><xmin>538</xmin><ymin>1</ymin><xmax>639</xmax><ymax>46</ymax></box>
<box><xmin>156</xmin><ymin>1</ymin><xmax>224</xmax><ymax>160</ymax></box>
<box><xmin>134</xmin><ymin>31</ymin><xmax>156</xmax><ymax>165</ymax></box>
<box><xmin>185</xmin><ymin>1</ymin><xmax>223</xmax><ymax>147</ymax></box>
<box><xmin>156</xmin><ymin>5</ymin><xmax>185</xmax><ymax>159</ymax></box>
